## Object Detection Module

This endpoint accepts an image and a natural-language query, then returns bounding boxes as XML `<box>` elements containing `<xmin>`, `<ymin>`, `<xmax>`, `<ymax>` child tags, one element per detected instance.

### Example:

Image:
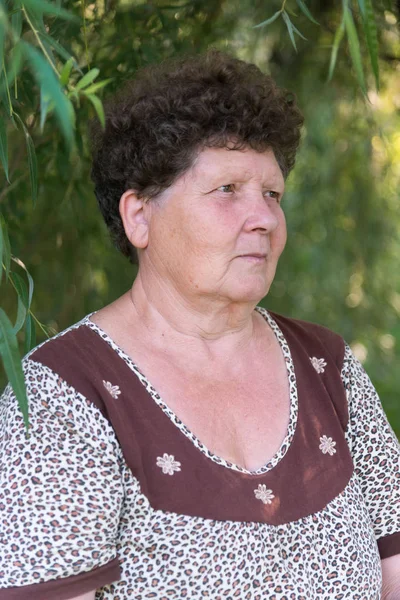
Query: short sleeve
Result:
<box><xmin>342</xmin><ymin>344</ymin><xmax>400</xmax><ymax>559</ymax></box>
<box><xmin>0</xmin><ymin>358</ymin><xmax>124</xmax><ymax>599</ymax></box>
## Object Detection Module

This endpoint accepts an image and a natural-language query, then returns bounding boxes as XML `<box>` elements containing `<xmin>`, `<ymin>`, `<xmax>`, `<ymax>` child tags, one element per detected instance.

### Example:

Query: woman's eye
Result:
<box><xmin>264</xmin><ymin>190</ymin><xmax>280</xmax><ymax>202</ymax></box>
<box><xmin>217</xmin><ymin>184</ymin><xmax>234</xmax><ymax>193</ymax></box>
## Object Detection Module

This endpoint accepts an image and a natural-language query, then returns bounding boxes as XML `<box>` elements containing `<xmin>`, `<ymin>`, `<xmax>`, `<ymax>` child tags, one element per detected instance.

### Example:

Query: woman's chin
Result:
<box><xmin>224</xmin><ymin>280</ymin><xmax>272</xmax><ymax>304</ymax></box>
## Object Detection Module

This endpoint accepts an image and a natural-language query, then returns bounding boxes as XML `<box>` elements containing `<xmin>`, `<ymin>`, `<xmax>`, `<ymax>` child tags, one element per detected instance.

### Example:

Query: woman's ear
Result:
<box><xmin>119</xmin><ymin>190</ymin><xmax>149</xmax><ymax>250</ymax></box>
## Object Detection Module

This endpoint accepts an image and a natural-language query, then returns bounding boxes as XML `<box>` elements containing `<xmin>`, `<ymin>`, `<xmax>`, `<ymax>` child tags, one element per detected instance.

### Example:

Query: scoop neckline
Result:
<box><xmin>83</xmin><ymin>306</ymin><xmax>298</xmax><ymax>476</ymax></box>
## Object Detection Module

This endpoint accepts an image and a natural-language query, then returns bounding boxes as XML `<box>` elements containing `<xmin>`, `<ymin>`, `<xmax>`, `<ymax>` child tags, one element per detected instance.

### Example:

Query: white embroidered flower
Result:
<box><xmin>254</xmin><ymin>484</ymin><xmax>275</xmax><ymax>505</ymax></box>
<box><xmin>310</xmin><ymin>356</ymin><xmax>327</xmax><ymax>374</ymax></box>
<box><xmin>319</xmin><ymin>435</ymin><xmax>336</xmax><ymax>456</ymax></box>
<box><xmin>103</xmin><ymin>380</ymin><xmax>121</xmax><ymax>399</ymax></box>
<box><xmin>156</xmin><ymin>453</ymin><xmax>181</xmax><ymax>475</ymax></box>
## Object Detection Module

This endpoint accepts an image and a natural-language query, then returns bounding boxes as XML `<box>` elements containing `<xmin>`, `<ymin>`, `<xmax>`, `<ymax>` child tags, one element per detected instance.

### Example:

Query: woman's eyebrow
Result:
<box><xmin>198</xmin><ymin>168</ymin><xmax>254</xmax><ymax>183</ymax></box>
<box><xmin>194</xmin><ymin>162</ymin><xmax>284</xmax><ymax>187</ymax></box>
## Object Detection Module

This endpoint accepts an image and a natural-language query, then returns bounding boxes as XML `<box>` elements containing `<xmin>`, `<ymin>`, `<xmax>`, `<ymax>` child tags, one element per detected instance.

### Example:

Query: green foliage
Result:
<box><xmin>14</xmin><ymin>113</ymin><xmax>38</xmax><ymax>205</ymax></box>
<box><xmin>254</xmin><ymin>3</ymin><xmax>310</xmax><ymax>53</ymax></box>
<box><xmin>253</xmin><ymin>11</ymin><xmax>282</xmax><ymax>29</ymax></box>
<box><xmin>295</xmin><ymin>0</ymin><xmax>319</xmax><ymax>25</ymax></box>
<box><xmin>254</xmin><ymin>0</ymin><xmax>381</xmax><ymax>90</ymax></box>
<box><xmin>0</xmin><ymin>115</ymin><xmax>9</xmax><ymax>181</ymax></box>
<box><xmin>0</xmin><ymin>0</ymin><xmax>400</xmax><ymax>437</ymax></box>
<box><xmin>0</xmin><ymin>214</ymin><xmax>11</xmax><ymax>278</ymax></box>
<box><xmin>343</xmin><ymin>0</ymin><xmax>366</xmax><ymax>93</ymax></box>
<box><xmin>357</xmin><ymin>0</ymin><xmax>380</xmax><ymax>89</ymax></box>
<box><xmin>22</xmin><ymin>42</ymin><xmax>74</xmax><ymax>142</ymax></box>
<box><xmin>0</xmin><ymin>307</ymin><xmax>29</xmax><ymax>430</ymax></box>
<box><xmin>24</xmin><ymin>313</ymin><xmax>35</xmax><ymax>353</ymax></box>
<box><xmin>282</xmin><ymin>10</ymin><xmax>307</xmax><ymax>52</ymax></box>
<box><xmin>328</xmin><ymin>19</ymin><xmax>345</xmax><ymax>81</ymax></box>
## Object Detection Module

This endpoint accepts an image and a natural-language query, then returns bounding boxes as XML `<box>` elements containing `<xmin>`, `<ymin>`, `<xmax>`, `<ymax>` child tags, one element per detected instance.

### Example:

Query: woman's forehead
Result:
<box><xmin>189</xmin><ymin>147</ymin><xmax>284</xmax><ymax>185</ymax></box>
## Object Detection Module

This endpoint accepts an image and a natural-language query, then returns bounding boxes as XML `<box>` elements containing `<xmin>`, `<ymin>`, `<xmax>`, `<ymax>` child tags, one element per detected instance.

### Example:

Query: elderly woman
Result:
<box><xmin>1</xmin><ymin>51</ymin><xmax>400</xmax><ymax>600</ymax></box>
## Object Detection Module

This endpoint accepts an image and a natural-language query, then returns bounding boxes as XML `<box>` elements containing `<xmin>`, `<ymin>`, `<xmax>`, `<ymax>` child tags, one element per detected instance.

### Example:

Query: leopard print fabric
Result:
<box><xmin>0</xmin><ymin>317</ymin><xmax>398</xmax><ymax>599</ymax></box>
<box><xmin>0</xmin><ymin>360</ymin><xmax>124</xmax><ymax>587</ymax></box>
<box><xmin>342</xmin><ymin>344</ymin><xmax>400</xmax><ymax>542</ymax></box>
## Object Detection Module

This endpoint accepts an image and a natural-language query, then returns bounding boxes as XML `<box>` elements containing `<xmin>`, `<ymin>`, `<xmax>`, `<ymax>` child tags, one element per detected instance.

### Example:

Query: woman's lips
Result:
<box><xmin>238</xmin><ymin>254</ymin><xmax>267</xmax><ymax>263</ymax></box>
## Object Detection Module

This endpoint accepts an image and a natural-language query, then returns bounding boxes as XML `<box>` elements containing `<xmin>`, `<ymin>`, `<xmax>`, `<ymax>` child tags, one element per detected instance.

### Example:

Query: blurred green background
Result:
<box><xmin>1</xmin><ymin>0</ymin><xmax>399</xmax><ymax>433</ymax></box>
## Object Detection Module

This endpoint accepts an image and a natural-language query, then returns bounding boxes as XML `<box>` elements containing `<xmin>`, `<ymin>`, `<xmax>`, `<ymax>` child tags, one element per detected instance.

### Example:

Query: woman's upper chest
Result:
<box><xmin>86</xmin><ymin>308</ymin><xmax>354</xmax><ymax>524</ymax></box>
<box><xmin>116</xmin><ymin>322</ymin><xmax>291</xmax><ymax>472</ymax></box>
<box><xmin>156</xmin><ymin>363</ymin><xmax>290</xmax><ymax>472</ymax></box>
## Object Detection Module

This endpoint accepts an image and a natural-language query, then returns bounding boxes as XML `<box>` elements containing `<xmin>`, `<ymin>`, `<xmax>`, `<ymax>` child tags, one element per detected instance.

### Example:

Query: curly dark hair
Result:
<box><xmin>90</xmin><ymin>50</ymin><xmax>304</xmax><ymax>263</ymax></box>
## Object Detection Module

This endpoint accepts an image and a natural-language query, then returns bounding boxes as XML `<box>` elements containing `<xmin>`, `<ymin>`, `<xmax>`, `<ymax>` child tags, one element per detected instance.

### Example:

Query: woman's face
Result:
<box><xmin>142</xmin><ymin>146</ymin><xmax>287</xmax><ymax>305</ymax></box>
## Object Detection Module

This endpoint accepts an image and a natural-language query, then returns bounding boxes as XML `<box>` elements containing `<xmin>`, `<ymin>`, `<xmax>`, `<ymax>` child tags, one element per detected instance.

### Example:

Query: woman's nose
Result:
<box><xmin>243</xmin><ymin>193</ymin><xmax>279</xmax><ymax>234</ymax></box>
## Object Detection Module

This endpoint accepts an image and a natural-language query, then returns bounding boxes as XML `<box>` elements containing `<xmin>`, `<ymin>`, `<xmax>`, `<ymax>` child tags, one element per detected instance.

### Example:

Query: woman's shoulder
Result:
<box><xmin>25</xmin><ymin>312</ymin><xmax>94</xmax><ymax>361</ymax></box>
<box><xmin>1</xmin><ymin>314</ymin><xmax>122</xmax><ymax>454</ymax></box>
<box><xmin>263</xmin><ymin>308</ymin><xmax>346</xmax><ymax>367</ymax></box>
<box><xmin>2</xmin><ymin>313</ymin><xmax>113</xmax><ymax>419</ymax></box>
<box><xmin>1</xmin><ymin>313</ymin><xmax>93</xmax><ymax>398</ymax></box>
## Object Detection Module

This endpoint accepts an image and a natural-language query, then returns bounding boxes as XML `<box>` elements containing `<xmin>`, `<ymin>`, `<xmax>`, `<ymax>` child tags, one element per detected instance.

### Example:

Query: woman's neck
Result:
<box><xmin>122</xmin><ymin>271</ymin><xmax>266</xmax><ymax>365</ymax></box>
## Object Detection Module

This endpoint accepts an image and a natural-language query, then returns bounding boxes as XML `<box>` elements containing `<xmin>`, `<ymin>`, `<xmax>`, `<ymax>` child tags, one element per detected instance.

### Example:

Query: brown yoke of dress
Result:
<box><xmin>30</xmin><ymin>311</ymin><xmax>353</xmax><ymax>526</ymax></box>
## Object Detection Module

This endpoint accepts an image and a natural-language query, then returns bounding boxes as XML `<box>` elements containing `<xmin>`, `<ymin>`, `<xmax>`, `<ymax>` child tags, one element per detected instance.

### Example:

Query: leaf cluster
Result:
<box><xmin>254</xmin><ymin>0</ymin><xmax>380</xmax><ymax>93</ymax></box>
<box><xmin>0</xmin><ymin>0</ymin><xmax>112</xmax><ymax>426</ymax></box>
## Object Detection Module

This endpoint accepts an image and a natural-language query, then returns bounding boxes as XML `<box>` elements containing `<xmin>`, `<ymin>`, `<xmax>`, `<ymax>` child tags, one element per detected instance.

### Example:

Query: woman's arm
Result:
<box><xmin>67</xmin><ymin>593</ymin><xmax>96</xmax><ymax>600</ymax></box>
<box><xmin>382</xmin><ymin>554</ymin><xmax>400</xmax><ymax>599</ymax></box>
<box><xmin>342</xmin><ymin>345</ymin><xmax>400</xmax><ymax>561</ymax></box>
<box><xmin>0</xmin><ymin>358</ymin><xmax>123</xmax><ymax>598</ymax></box>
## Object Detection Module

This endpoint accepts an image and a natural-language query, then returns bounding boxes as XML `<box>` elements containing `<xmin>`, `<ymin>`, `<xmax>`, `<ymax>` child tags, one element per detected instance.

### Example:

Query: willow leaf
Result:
<box><xmin>0</xmin><ymin>44</ymin><xmax>23</xmax><ymax>107</ymax></box>
<box><xmin>0</xmin><ymin>69</ymin><xmax>10</xmax><ymax>115</ymax></box>
<box><xmin>12</xmin><ymin>256</ymin><xmax>34</xmax><ymax>307</ymax></box>
<box><xmin>282</xmin><ymin>11</ymin><xmax>297</xmax><ymax>52</ymax></box>
<box><xmin>81</xmin><ymin>78</ymin><xmax>112</xmax><ymax>95</ymax></box>
<box><xmin>357</xmin><ymin>0</ymin><xmax>366</xmax><ymax>17</ymax></box>
<box><xmin>27</xmin><ymin>129</ymin><xmax>38</xmax><ymax>205</ymax></box>
<box><xmin>59</xmin><ymin>56</ymin><xmax>74</xmax><ymax>86</ymax></box>
<box><xmin>357</xmin><ymin>0</ymin><xmax>379</xmax><ymax>90</ymax></box>
<box><xmin>14</xmin><ymin>114</ymin><xmax>39</xmax><ymax>206</ymax></box>
<box><xmin>22</xmin><ymin>0</ymin><xmax>78</xmax><ymax>21</ymax></box>
<box><xmin>0</xmin><ymin>214</ymin><xmax>11</xmax><ymax>278</ymax></box>
<box><xmin>11</xmin><ymin>6</ymin><xmax>22</xmax><ymax>38</ymax></box>
<box><xmin>295</xmin><ymin>0</ymin><xmax>319</xmax><ymax>25</ymax></box>
<box><xmin>0</xmin><ymin>115</ymin><xmax>9</xmax><ymax>182</ymax></box>
<box><xmin>328</xmin><ymin>19</ymin><xmax>345</xmax><ymax>81</ymax></box>
<box><xmin>24</xmin><ymin>313</ymin><xmax>36</xmax><ymax>354</ymax></box>
<box><xmin>87</xmin><ymin>93</ymin><xmax>105</xmax><ymax>128</ymax></box>
<box><xmin>75</xmin><ymin>68</ymin><xmax>100</xmax><ymax>91</ymax></box>
<box><xmin>344</xmin><ymin>6</ymin><xmax>366</xmax><ymax>94</ymax></box>
<box><xmin>23</xmin><ymin>42</ymin><xmax>74</xmax><ymax>145</ymax></box>
<box><xmin>0</xmin><ymin>0</ymin><xmax>7</xmax><ymax>68</ymax></box>
<box><xmin>10</xmin><ymin>272</ymin><xmax>29</xmax><ymax>307</ymax></box>
<box><xmin>0</xmin><ymin>213</ymin><xmax>3</xmax><ymax>284</ymax></box>
<box><xmin>290</xmin><ymin>20</ymin><xmax>307</xmax><ymax>41</ymax></box>
<box><xmin>40</xmin><ymin>86</ymin><xmax>51</xmax><ymax>131</ymax></box>
<box><xmin>13</xmin><ymin>295</ymin><xmax>27</xmax><ymax>334</ymax></box>
<box><xmin>0</xmin><ymin>308</ymin><xmax>29</xmax><ymax>431</ymax></box>
<box><xmin>39</xmin><ymin>31</ymin><xmax>78</xmax><ymax>66</ymax></box>
<box><xmin>24</xmin><ymin>7</ymin><xmax>57</xmax><ymax>71</ymax></box>
<box><xmin>253</xmin><ymin>10</ymin><xmax>281</xmax><ymax>29</ymax></box>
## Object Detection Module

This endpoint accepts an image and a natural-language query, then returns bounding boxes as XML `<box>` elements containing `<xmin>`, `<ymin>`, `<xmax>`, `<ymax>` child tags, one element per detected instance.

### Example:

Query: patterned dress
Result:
<box><xmin>0</xmin><ymin>308</ymin><xmax>399</xmax><ymax>600</ymax></box>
